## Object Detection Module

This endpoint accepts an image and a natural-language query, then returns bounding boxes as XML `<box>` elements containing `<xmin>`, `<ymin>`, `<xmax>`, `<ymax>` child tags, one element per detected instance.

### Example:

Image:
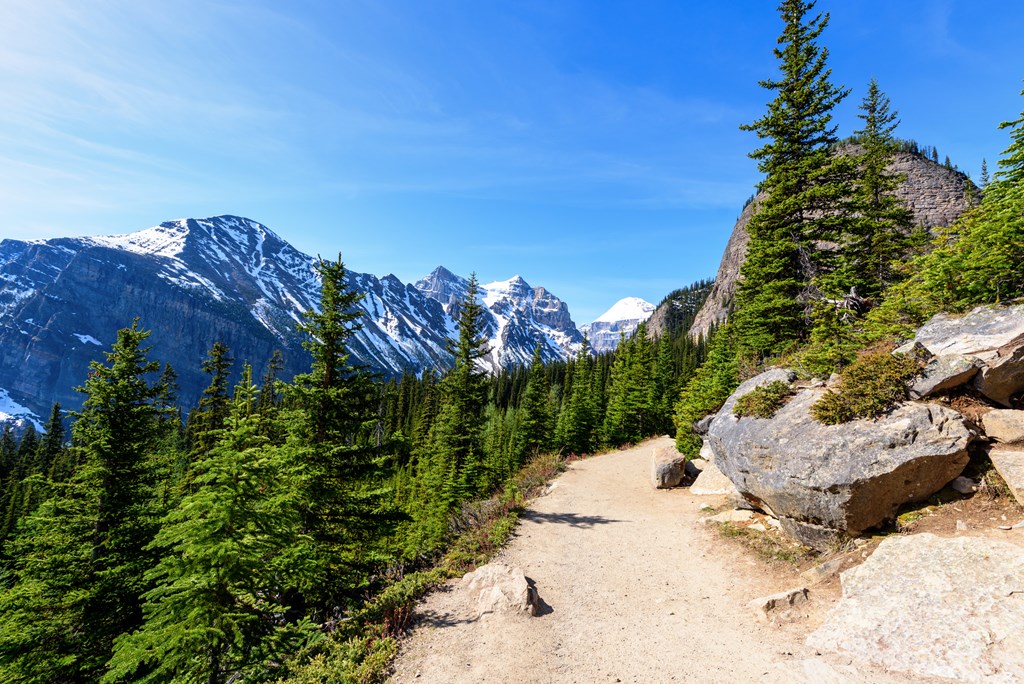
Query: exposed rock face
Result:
<box><xmin>646</xmin><ymin>280</ymin><xmax>714</xmax><ymax>340</ymax></box>
<box><xmin>650</xmin><ymin>444</ymin><xmax>686</xmax><ymax>489</ymax></box>
<box><xmin>706</xmin><ymin>369</ymin><xmax>974</xmax><ymax>549</ymax></box>
<box><xmin>898</xmin><ymin>304</ymin><xmax>1024</xmax><ymax>406</ymax></box>
<box><xmin>460</xmin><ymin>564</ymin><xmax>539</xmax><ymax>618</ymax></box>
<box><xmin>688</xmin><ymin>152</ymin><xmax>977</xmax><ymax>340</ymax></box>
<box><xmin>808</xmin><ymin>534</ymin><xmax>1024</xmax><ymax>682</ymax></box>
<box><xmin>415</xmin><ymin>269</ymin><xmax>584</xmax><ymax>371</ymax></box>
<box><xmin>689</xmin><ymin>458</ymin><xmax>740</xmax><ymax>497</ymax></box>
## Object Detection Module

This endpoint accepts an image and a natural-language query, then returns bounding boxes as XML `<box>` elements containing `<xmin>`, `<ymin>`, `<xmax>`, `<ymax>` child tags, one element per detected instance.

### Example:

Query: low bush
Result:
<box><xmin>732</xmin><ymin>380</ymin><xmax>794</xmax><ymax>419</ymax></box>
<box><xmin>810</xmin><ymin>348</ymin><xmax>922</xmax><ymax>424</ymax></box>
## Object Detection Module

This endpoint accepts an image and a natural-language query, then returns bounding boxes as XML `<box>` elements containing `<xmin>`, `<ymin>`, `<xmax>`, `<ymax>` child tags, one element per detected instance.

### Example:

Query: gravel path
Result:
<box><xmin>389</xmin><ymin>437</ymin><xmax>935</xmax><ymax>684</ymax></box>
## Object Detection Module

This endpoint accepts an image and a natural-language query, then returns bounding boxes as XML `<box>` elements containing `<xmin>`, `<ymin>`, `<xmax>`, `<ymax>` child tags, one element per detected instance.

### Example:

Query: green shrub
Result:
<box><xmin>810</xmin><ymin>348</ymin><xmax>922</xmax><ymax>424</ymax></box>
<box><xmin>732</xmin><ymin>380</ymin><xmax>794</xmax><ymax>419</ymax></box>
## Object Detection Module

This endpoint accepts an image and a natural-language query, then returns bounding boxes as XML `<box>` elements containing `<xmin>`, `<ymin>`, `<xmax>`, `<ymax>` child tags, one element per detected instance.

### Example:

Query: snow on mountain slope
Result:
<box><xmin>581</xmin><ymin>297</ymin><xmax>655</xmax><ymax>353</ymax></box>
<box><xmin>0</xmin><ymin>387</ymin><xmax>42</xmax><ymax>431</ymax></box>
<box><xmin>0</xmin><ymin>216</ymin><xmax>588</xmax><ymax>421</ymax></box>
<box><xmin>416</xmin><ymin>268</ymin><xmax>584</xmax><ymax>372</ymax></box>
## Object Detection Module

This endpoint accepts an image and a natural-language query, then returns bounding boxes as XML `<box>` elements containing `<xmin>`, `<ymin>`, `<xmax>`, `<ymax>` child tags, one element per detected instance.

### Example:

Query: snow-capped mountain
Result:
<box><xmin>414</xmin><ymin>267</ymin><xmax>584</xmax><ymax>372</ymax></box>
<box><xmin>0</xmin><ymin>216</ymin><xmax>584</xmax><ymax>420</ymax></box>
<box><xmin>580</xmin><ymin>297</ymin><xmax>655</xmax><ymax>353</ymax></box>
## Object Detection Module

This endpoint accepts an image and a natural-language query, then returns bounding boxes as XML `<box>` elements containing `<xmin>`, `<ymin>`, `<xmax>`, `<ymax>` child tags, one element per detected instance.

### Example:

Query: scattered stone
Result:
<box><xmin>908</xmin><ymin>354</ymin><xmax>982</xmax><ymax>399</ymax></box>
<box><xmin>807</xmin><ymin>534</ymin><xmax>1024</xmax><ymax>682</ymax></box>
<box><xmin>708</xmin><ymin>369</ymin><xmax>974</xmax><ymax>549</ymax></box>
<box><xmin>703</xmin><ymin>509</ymin><xmax>754</xmax><ymax>525</ymax></box>
<box><xmin>982</xmin><ymin>409</ymin><xmax>1024</xmax><ymax>444</ymax></box>
<box><xmin>989</xmin><ymin>445</ymin><xmax>1024</xmax><ymax>507</ymax></box>
<box><xmin>799</xmin><ymin>558</ymin><xmax>845</xmax><ymax>585</ymax></box>
<box><xmin>950</xmin><ymin>476</ymin><xmax>980</xmax><ymax>495</ymax></box>
<box><xmin>698</xmin><ymin>503</ymin><xmax>713</xmax><ymax>511</ymax></box>
<box><xmin>650</xmin><ymin>445</ymin><xmax>686</xmax><ymax>489</ymax></box>
<box><xmin>748</xmin><ymin>523</ymin><xmax>767</xmax><ymax>532</ymax></box>
<box><xmin>689</xmin><ymin>459</ymin><xmax>741</xmax><ymax>497</ymax></box>
<box><xmin>748</xmin><ymin>587</ymin><xmax>809</xmax><ymax>623</ymax></box>
<box><xmin>460</xmin><ymin>564</ymin><xmax>539</xmax><ymax>618</ymax></box>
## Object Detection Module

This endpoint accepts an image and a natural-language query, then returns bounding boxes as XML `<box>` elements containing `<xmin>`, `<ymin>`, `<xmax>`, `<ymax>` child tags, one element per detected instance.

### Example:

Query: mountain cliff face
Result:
<box><xmin>580</xmin><ymin>298</ymin><xmax>655</xmax><ymax>353</ymax></box>
<box><xmin>685</xmin><ymin>151</ymin><xmax>978</xmax><ymax>340</ymax></box>
<box><xmin>414</xmin><ymin>268</ymin><xmax>584</xmax><ymax>371</ymax></box>
<box><xmin>0</xmin><ymin>217</ymin><xmax>582</xmax><ymax>423</ymax></box>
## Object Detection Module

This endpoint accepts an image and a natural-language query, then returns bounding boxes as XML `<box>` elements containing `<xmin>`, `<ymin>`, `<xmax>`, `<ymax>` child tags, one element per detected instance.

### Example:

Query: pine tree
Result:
<box><xmin>105</xmin><ymin>366</ymin><xmax>306</xmax><ymax>684</ymax></box>
<box><xmin>515</xmin><ymin>344</ymin><xmax>551</xmax><ymax>464</ymax></box>
<box><xmin>187</xmin><ymin>342</ymin><xmax>234</xmax><ymax>459</ymax></box>
<box><xmin>286</xmin><ymin>255</ymin><xmax>389</xmax><ymax>612</ymax></box>
<box><xmin>733</xmin><ymin>0</ymin><xmax>852</xmax><ymax>360</ymax></box>
<box><xmin>673</xmin><ymin>324</ymin><xmax>739</xmax><ymax>457</ymax></box>
<box><xmin>602</xmin><ymin>323</ymin><xmax>656</xmax><ymax>445</ymax></box>
<box><xmin>0</xmin><ymin>320</ymin><xmax>167</xmax><ymax>682</ymax></box>
<box><xmin>980</xmin><ymin>158</ymin><xmax>990</xmax><ymax>188</ymax></box>
<box><xmin>556</xmin><ymin>336</ymin><xmax>599</xmax><ymax>455</ymax></box>
<box><xmin>838</xmin><ymin>78</ymin><xmax>914</xmax><ymax>298</ymax></box>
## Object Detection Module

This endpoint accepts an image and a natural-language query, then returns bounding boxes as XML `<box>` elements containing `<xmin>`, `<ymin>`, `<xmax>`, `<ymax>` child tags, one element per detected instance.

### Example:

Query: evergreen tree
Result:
<box><xmin>0</xmin><ymin>321</ymin><xmax>166</xmax><ymax>682</ymax></box>
<box><xmin>733</xmin><ymin>0</ymin><xmax>852</xmax><ymax>360</ymax></box>
<box><xmin>839</xmin><ymin>78</ymin><xmax>914</xmax><ymax>298</ymax></box>
<box><xmin>36</xmin><ymin>404</ymin><xmax>66</xmax><ymax>480</ymax></box>
<box><xmin>602</xmin><ymin>323</ymin><xmax>656</xmax><ymax>445</ymax></box>
<box><xmin>556</xmin><ymin>336</ymin><xmax>599</xmax><ymax>455</ymax></box>
<box><xmin>287</xmin><ymin>255</ymin><xmax>389</xmax><ymax>612</ymax></box>
<box><xmin>105</xmin><ymin>366</ymin><xmax>306</xmax><ymax>684</ymax></box>
<box><xmin>515</xmin><ymin>344</ymin><xmax>551</xmax><ymax>464</ymax></box>
<box><xmin>187</xmin><ymin>342</ymin><xmax>234</xmax><ymax>458</ymax></box>
<box><xmin>673</xmin><ymin>325</ymin><xmax>739</xmax><ymax>457</ymax></box>
<box><xmin>980</xmin><ymin>158</ymin><xmax>990</xmax><ymax>187</ymax></box>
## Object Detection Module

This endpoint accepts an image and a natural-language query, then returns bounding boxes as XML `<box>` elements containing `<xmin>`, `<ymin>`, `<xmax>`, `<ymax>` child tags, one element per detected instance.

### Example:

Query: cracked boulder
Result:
<box><xmin>707</xmin><ymin>369</ymin><xmax>974</xmax><ymax>549</ymax></box>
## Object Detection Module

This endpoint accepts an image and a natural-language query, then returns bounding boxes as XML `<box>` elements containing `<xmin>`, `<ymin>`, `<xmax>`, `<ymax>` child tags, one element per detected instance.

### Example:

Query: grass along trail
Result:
<box><xmin>388</xmin><ymin>436</ymin><xmax>937</xmax><ymax>684</ymax></box>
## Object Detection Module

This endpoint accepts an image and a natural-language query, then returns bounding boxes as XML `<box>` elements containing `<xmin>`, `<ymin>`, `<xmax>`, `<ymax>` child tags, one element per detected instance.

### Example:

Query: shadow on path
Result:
<box><xmin>521</xmin><ymin>510</ymin><xmax>626</xmax><ymax>528</ymax></box>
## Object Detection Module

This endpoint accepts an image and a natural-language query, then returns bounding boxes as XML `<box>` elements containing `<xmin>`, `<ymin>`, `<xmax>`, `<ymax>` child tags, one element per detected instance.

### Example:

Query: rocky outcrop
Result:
<box><xmin>689</xmin><ymin>460</ymin><xmax>740</xmax><ymax>497</ymax></box>
<box><xmin>460</xmin><ymin>564</ymin><xmax>540</xmax><ymax>618</ymax></box>
<box><xmin>897</xmin><ymin>304</ymin><xmax>1024</xmax><ymax>406</ymax></box>
<box><xmin>688</xmin><ymin>151</ymin><xmax>977</xmax><ymax>340</ymax></box>
<box><xmin>982</xmin><ymin>410</ymin><xmax>1024</xmax><ymax>444</ymax></box>
<box><xmin>808</xmin><ymin>533</ymin><xmax>1024</xmax><ymax>682</ymax></box>
<box><xmin>650</xmin><ymin>444</ymin><xmax>686</xmax><ymax>489</ymax></box>
<box><xmin>706</xmin><ymin>369</ymin><xmax>974</xmax><ymax>549</ymax></box>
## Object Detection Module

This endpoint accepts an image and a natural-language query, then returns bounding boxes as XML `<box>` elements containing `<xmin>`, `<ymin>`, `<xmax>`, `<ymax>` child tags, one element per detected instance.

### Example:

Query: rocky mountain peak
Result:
<box><xmin>580</xmin><ymin>297</ymin><xmax>655</xmax><ymax>354</ymax></box>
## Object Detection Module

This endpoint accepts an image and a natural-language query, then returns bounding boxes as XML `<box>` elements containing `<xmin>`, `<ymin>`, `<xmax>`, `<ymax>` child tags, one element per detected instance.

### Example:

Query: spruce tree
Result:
<box><xmin>0</xmin><ymin>321</ymin><xmax>166</xmax><ymax>682</ymax></box>
<box><xmin>556</xmin><ymin>336</ymin><xmax>598</xmax><ymax>455</ymax></box>
<box><xmin>515</xmin><ymin>344</ymin><xmax>551</xmax><ymax>464</ymax></box>
<box><xmin>733</xmin><ymin>0</ymin><xmax>852</xmax><ymax>360</ymax></box>
<box><xmin>840</xmin><ymin>78</ymin><xmax>914</xmax><ymax>298</ymax></box>
<box><xmin>105</xmin><ymin>366</ymin><xmax>305</xmax><ymax>684</ymax></box>
<box><xmin>287</xmin><ymin>255</ymin><xmax>388</xmax><ymax>612</ymax></box>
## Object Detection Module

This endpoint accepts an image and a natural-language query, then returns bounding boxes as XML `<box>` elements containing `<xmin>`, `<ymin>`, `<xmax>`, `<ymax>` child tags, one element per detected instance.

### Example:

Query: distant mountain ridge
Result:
<box><xmin>580</xmin><ymin>297</ymin><xmax>655</xmax><ymax>353</ymax></box>
<box><xmin>0</xmin><ymin>216</ymin><xmax>586</xmax><ymax>423</ymax></box>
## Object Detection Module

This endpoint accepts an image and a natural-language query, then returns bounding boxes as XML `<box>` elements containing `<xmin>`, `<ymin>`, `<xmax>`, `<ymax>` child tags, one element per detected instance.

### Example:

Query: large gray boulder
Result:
<box><xmin>901</xmin><ymin>304</ymin><xmax>1024</xmax><ymax>406</ymax></box>
<box><xmin>808</xmin><ymin>534</ymin><xmax>1024</xmax><ymax>682</ymax></box>
<box><xmin>707</xmin><ymin>370</ymin><xmax>974</xmax><ymax>549</ymax></box>
<box><xmin>650</xmin><ymin>444</ymin><xmax>686</xmax><ymax>489</ymax></box>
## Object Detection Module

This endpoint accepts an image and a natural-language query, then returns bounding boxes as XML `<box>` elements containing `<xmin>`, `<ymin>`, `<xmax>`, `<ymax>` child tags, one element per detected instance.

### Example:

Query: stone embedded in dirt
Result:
<box><xmin>708</xmin><ymin>369</ymin><xmax>974</xmax><ymax>550</ymax></box>
<box><xmin>908</xmin><ymin>354</ymin><xmax>982</xmax><ymax>399</ymax></box>
<box><xmin>799</xmin><ymin>558</ymin><xmax>845</xmax><ymax>585</ymax></box>
<box><xmin>982</xmin><ymin>409</ymin><xmax>1024</xmax><ymax>444</ymax></box>
<box><xmin>650</xmin><ymin>444</ymin><xmax>686</xmax><ymax>489</ymax></box>
<box><xmin>748</xmin><ymin>587</ymin><xmax>808</xmax><ymax>623</ymax></box>
<box><xmin>899</xmin><ymin>304</ymin><xmax>1024</xmax><ymax>407</ymax></box>
<box><xmin>807</xmin><ymin>533</ymin><xmax>1024</xmax><ymax>682</ymax></box>
<box><xmin>703</xmin><ymin>509</ymin><xmax>754</xmax><ymax>524</ymax></box>
<box><xmin>989</xmin><ymin>445</ymin><xmax>1024</xmax><ymax>507</ymax></box>
<box><xmin>689</xmin><ymin>457</ymin><xmax>741</xmax><ymax>497</ymax></box>
<box><xmin>460</xmin><ymin>564</ymin><xmax>539</xmax><ymax>618</ymax></box>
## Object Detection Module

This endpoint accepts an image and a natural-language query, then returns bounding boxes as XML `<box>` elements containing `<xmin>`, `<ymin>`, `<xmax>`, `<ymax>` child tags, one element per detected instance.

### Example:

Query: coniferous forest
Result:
<box><xmin>3</xmin><ymin>0</ymin><xmax>1024</xmax><ymax>681</ymax></box>
<box><xmin>0</xmin><ymin>255</ymin><xmax>712</xmax><ymax>682</ymax></box>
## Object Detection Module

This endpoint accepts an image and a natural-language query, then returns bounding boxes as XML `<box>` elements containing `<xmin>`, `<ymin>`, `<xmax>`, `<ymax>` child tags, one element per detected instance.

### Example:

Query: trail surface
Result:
<box><xmin>389</xmin><ymin>437</ymin><xmax>934</xmax><ymax>684</ymax></box>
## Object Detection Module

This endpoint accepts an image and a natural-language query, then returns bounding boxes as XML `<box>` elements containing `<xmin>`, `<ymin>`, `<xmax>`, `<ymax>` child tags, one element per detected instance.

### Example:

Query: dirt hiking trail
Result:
<box><xmin>389</xmin><ymin>437</ymin><xmax>938</xmax><ymax>684</ymax></box>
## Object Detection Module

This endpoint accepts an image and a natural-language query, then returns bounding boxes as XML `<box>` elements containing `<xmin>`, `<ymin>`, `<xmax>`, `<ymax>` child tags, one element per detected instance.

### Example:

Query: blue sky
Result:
<box><xmin>1</xmin><ymin>1</ymin><xmax>1022</xmax><ymax>324</ymax></box>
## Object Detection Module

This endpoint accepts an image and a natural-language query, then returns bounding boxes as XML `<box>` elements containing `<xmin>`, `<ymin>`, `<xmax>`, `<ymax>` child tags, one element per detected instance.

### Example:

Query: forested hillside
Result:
<box><xmin>0</xmin><ymin>254</ymin><xmax>710</xmax><ymax>682</ymax></box>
